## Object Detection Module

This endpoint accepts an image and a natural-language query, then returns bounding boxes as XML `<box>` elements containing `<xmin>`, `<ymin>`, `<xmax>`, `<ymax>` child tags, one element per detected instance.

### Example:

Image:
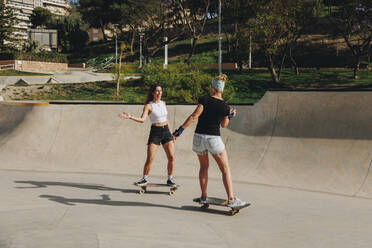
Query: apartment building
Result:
<box><xmin>4</xmin><ymin>0</ymin><xmax>70</xmax><ymax>40</ymax></box>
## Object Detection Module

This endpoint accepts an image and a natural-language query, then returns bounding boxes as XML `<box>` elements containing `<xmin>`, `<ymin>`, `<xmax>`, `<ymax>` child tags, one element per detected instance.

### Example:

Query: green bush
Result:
<box><xmin>140</xmin><ymin>63</ymin><xmax>235</xmax><ymax>103</ymax></box>
<box><xmin>0</xmin><ymin>51</ymin><xmax>68</xmax><ymax>63</ymax></box>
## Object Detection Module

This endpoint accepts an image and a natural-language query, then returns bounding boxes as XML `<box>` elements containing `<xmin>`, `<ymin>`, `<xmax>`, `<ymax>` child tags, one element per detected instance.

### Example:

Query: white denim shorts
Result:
<box><xmin>192</xmin><ymin>133</ymin><xmax>225</xmax><ymax>155</ymax></box>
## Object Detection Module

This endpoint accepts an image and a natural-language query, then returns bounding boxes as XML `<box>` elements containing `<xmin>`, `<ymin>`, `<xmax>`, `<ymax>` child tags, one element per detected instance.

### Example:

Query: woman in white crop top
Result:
<box><xmin>118</xmin><ymin>84</ymin><xmax>176</xmax><ymax>186</ymax></box>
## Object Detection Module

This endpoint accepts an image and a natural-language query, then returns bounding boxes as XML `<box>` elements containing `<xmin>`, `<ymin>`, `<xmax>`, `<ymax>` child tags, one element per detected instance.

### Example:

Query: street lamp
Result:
<box><xmin>218</xmin><ymin>0</ymin><xmax>222</xmax><ymax>75</ymax></box>
<box><xmin>249</xmin><ymin>29</ymin><xmax>252</xmax><ymax>69</ymax></box>
<box><xmin>164</xmin><ymin>37</ymin><xmax>168</xmax><ymax>69</ymax></box>
<box><xmin>139</xmin><ymin>27</ymin><xmax>144</xmax><ymax>68</ymax></box>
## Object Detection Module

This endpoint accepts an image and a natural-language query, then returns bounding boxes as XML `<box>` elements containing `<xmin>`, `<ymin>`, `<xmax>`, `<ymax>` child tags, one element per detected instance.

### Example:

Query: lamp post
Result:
<box><xmin>138</xmin><ymin>27</ymin><xmax>144</xmax><ymax>68</ymax></box>
<box><xmin>139</xmin><ymin>33</ymin><xmax>144</xmax><ymax>68</ymax></box>
<box><xmin>164</xmin><ymin>37</ymin><xmax>168</xmax><ymax>69</ymax></box>
<box><xmin>249</xmin><ymin>29</ymin><xmax>252</xmax><ymax>69</ymax></box>
<box><xmin>218</xmin><ymin>0</ymin><xmax>222</xmax><ymax>75</ymax></box>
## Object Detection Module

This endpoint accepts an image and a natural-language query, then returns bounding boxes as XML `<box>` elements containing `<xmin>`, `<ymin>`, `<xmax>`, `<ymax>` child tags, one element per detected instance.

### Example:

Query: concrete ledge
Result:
<box><xmin>0</xmin><ymin>101</ymin><xmax>49</xmax><ymax>106</ymax></box>
<box><xmin>11</xmin><ymin>60</ymin><xmax>68</xmax><ymax>72</ymax></box>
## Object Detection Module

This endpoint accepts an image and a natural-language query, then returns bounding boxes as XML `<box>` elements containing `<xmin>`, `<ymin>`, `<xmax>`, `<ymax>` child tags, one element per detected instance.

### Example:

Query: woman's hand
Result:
<box><xmin>228</xmin><ymin>108</ymin><xmax>237</xmax><ymax>119</ymax></box>
<box><xmin>118</xmin><ymin>112</ymin><xmax>131</xmax><ymax>119</ymax></box>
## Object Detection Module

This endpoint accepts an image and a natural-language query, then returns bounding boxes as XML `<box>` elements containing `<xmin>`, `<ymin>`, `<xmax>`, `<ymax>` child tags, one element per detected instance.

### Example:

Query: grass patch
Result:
<box><xmin>19</xmin><ymin>79</ymin><xmax>146</xmax><ymax>102</ymax></box>
<box><xmin>9</xmin><ymin>69</ymin><xmax>372</xmax><ymax>104</ymax></box>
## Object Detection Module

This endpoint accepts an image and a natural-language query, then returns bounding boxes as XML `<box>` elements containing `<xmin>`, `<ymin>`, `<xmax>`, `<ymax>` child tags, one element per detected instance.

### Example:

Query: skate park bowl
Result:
<box><xmin>1</xmin><ymin>91</ymin><xmax>372</xmax><ymax>248</ymax></box>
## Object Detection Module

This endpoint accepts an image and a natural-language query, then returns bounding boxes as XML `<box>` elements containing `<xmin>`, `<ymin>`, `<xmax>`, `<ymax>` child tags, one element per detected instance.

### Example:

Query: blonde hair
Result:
<box><xmin>215</xmin><ymin>74</ymin><xmax>228</xmax><ymax>82</ymax></box>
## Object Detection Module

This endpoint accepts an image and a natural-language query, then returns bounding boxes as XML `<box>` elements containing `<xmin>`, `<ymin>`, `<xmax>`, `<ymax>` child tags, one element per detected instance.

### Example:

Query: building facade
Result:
<box><xmin>4</xmin><ymin>0</ymin><xmax>70</xmax><ymax>40</ymax></box>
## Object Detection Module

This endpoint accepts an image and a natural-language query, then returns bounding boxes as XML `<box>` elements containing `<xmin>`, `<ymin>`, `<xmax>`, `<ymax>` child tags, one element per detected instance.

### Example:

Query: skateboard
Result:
<box><xmin>134</xmin><ymin>182</ymin><xmax>180</xmax><ymax>196</ymax></box>
<box><xmin>193</xmin><ymin>197</ymin><xmax>250</xmax><ymax>216</ymax></box>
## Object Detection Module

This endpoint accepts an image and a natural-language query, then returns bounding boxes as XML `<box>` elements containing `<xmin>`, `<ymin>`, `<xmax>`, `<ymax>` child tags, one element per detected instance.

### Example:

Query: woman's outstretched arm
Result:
<box><xmin>118</xmin><ymin>104</ymin><xmax>151</xmax><ymax>123</ymax></box>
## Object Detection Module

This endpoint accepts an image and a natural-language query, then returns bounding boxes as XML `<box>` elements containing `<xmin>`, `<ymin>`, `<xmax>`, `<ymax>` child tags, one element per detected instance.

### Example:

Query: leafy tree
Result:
<box><xmin>30</xmin><ymin>7</ymin><xmax>53</xmax><ymax>28</ymax></box>
<box><xmin>327</xmin><ymin>0</ymin><xmax>372</xmax><ymax>79</ymax></box>
<box><xmin>173</xmin><ymin>0</ymin><xmax>211</xmax><ymax>64</ymax></box>
<box><xmin>214</xmin><ymin>0</ymin><xmax>255</xmax><ymax>70</ymax></box>
<box><xmin>252</xmin><ymin>0</ymin><xmax>316</xmax><ymax>83</ymax></box>
<box><xmin>109</xmin><ymin>0</ymin><xmax>143</xmax><ymax>54</ymax></box>
<box><xmin>128</xmin><ymin>0</ymin><xmax>183</xmax><ymax>63</ymax></box>
<box><xmin>115</xmin><ymin>42</ymin><xmax>130</xmax><ymax>96</ymax></box>
<box><xmin>50</xmin><ymin>6</ymin><xmax>89</xmax><ymax>52</ymax></box>
<box><xmin>0</xmin><ymin>1</ymin><xmax>20</xmax><ymax>50</ymax></box>
<box><xmin>218</xmin><ymin>0</ymin><xmax>254</xmax><ymax>52</ymax></box>
<box><xmin>79</xmin><ymin>0</ymin><xmax>115</xmax><ymax>41</ymax></box>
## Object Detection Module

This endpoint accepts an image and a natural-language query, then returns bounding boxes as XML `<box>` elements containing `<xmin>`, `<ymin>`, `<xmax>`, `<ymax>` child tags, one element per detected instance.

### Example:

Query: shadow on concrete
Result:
<box><xmin>39</xmin><ymin>194</ymin><xmax>233</xmax><ymax>216</ymax></box>
<box><xmin>0</xmin><ymin>105</ymin><xmax>32</xmax><ymax>144</ymax></box>
<box><xmin>14</xmin><ymin>180</ymin><xmax>170</xmax><ymax>195</ymax></box>
<box><xmin>15</xmin><ymin>181</ymin><xmax>236</xmax><ymax>215</ymax></box>
<box><xmin>39</xmin><ymin>194</ymin><xmax>180</xmax><ymax>210</ymax></box>
<box><xmin>180</xmin><ymin>205</ymin><xmax>233</xmax><ymax>216</ymax></box>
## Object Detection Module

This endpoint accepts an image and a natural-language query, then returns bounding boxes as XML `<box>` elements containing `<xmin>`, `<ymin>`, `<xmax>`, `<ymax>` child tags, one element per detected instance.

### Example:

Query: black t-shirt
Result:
<box><xmin>195</xmin><ymin>95</ymin><xmax>230</xmax><ymax>136</ymax></box>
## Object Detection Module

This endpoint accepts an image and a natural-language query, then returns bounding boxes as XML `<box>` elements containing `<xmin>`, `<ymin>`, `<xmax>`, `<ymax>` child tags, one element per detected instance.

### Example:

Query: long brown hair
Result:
<box><xmin>144</xmin><ymin>84</ymin><xmax>162</xmax><ymax>104</ymax></box>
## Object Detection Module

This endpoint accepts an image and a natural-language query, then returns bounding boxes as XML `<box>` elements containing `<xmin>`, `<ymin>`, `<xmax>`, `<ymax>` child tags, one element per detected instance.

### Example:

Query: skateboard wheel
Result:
<box><xmin>201</xmin><ymin>204</ymin><xmax>209</xmax><ymax>209</ymax></box>
<box><xmin>229</xmin><ymin>209</ymin><xmax>237</xmax><ymax>216</ymax></box>
<box><xmin>169</xmin><ymin>190</ymin><xmax>175</xmax><ymax>196</ymax></box>
<box><xmin>139</xmin><ymin>189</ymin><xmax>145</xmax><ymax>195</ymax></box>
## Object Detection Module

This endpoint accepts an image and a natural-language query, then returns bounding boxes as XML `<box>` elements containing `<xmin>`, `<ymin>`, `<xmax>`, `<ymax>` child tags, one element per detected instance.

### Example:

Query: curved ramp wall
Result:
<box><xmin>1</xmin><ymin>91</ymin><xmax>372</xmax><ymax>198</ymax></box>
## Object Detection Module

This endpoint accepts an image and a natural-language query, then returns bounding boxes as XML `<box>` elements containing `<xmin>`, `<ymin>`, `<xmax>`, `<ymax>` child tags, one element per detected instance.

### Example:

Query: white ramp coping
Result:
<box><xmin>14</xmin><ymin>78</ymin><xmax>30</xmax><ymax>86</ymax></box>
<box><xmin>46</xmin><ymin>77</ymin><xmax>61</xmax><ymax>84</ymax></box>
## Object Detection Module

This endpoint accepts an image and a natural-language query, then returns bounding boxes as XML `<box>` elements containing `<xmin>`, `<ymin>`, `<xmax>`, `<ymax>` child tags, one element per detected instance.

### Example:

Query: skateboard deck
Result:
<box><xmin>134</xmin><ymin>182</ymin><xmax>180</xmax><ymax>195</ymax></box>
<box><xmin>193</xmin><ymin>196</ymin><xmax>250</xmax><ymax>215</ymax></box>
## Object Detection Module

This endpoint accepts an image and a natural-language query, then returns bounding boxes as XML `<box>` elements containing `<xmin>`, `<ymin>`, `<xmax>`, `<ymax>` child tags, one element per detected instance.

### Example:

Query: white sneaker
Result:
<box><xmin>226</xmin><ymin>197</ymin><xmax>246</xmax><ymax>208</ymax></box>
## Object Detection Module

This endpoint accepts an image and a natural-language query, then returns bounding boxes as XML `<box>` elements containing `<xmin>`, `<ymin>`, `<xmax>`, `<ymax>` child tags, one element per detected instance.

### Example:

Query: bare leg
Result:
<box><xmin>162</xmin><ymin>141</ymin><xmax>175</xmax><ymax>176</ymax></box>
<box><xmin>143</xmin><ymin>143</ymin><xmax>159</xmax><ymax>175</ymax></box>
<box><xmin>197</xmin><ymin>153</ymin><xmax>209</xmax><ymax>198</ymax></box>
<box><xmin>212</xmin><ymin>149</ymin><xmax>234</xmax><ymax>201</ymax></box>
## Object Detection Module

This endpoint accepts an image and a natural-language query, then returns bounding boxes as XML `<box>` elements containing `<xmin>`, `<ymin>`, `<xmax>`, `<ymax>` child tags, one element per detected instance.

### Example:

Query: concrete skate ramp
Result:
<box><xmin>1</xmin><ymin>91</ymin><xmax>372</xmax><ymax>198</ymax></box>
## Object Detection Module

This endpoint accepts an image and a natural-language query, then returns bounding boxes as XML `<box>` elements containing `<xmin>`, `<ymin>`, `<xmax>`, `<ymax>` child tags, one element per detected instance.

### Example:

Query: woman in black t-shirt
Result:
<box><xmin>173</xmin><ymin>74</ymin><xmax>246</xmax><ymax>207</ymax></box>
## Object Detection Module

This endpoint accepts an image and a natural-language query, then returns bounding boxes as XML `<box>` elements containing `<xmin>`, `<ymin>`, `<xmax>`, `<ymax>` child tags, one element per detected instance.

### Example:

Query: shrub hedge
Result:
<box><xmin>140</xmin><ymin>63</ymin><xmax>235</xmax><ymax>103</ymax></box>
<box><xmin>0</xmin><ymin>51</ymin><xmax>68</xmax><ymax>63</ymax></box>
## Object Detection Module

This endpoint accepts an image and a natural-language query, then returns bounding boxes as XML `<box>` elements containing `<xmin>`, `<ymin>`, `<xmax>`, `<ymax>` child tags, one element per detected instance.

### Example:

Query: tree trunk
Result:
<box><xmin>289</xmin><ymin>47</ymin><xmax>299</xmax><ymax>75</ymax></box>
<box><xmin>116</xmin><ymin>50</ymin><xmax>123</xmax><ymax>96</ymax></box>
<box><xmin>225</xmin><ymin>33</ymin><xmax>231</xmax><ymax>52</ymax></box>
<box><xmin>130</xmin><ymin>29</ymin><xmax>135</xmax><ymax>54</ymax></box>
<box><xmin>186</xmin><ymin>37</ymin><xmax>198</xmax><ymax>64</ymax></box>
<box><xmin>368</xmin><ymin>43</ymin><xmax>371</xmax><ymax>71</ymax></box>
<box><xmin>278</xmin><ymin>53</ymin><xmax>286</xmax><ymax>79</ymax></box>
<box><xmin>100</xmin><ymin>25</ymin><xmax>107</xmax><ymax>41</ymax></box>
<box><xmin>267</xmin><ymin>56</ymin><xmax>280</xmax><ymax>83</ymax></box>
<box><xmin>353</xmin><ymin>54</ymin><xmax>360</xmax><ymax>80</ymax></box>
<box><xmin>238</xmin><ymin>61</ymin><xmax>243</xmax><ymax>72</ymax></box>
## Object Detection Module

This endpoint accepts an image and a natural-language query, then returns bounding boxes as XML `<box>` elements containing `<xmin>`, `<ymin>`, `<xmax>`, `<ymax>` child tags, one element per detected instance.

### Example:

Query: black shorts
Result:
<box><xmin>147</xmin><ymin>125</ymin><xmax>173</xmax><ymax>145</ymax></box>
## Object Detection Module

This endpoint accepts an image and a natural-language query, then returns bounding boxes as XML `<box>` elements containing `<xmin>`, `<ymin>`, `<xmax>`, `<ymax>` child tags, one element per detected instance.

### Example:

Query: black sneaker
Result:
<box><xmin>136</xmin><ymin>178</ymin><xmax>147</xmax><ymax>186</ymax></box>
<box><xmin>193</xmin><ymin>196</ymin><xmax>207</xmax><ymax>204</ymax></box>
<box><xmin>166</xmin><ymin>179</ymin><xmax>176</xmax><ymax>186</ymax></box>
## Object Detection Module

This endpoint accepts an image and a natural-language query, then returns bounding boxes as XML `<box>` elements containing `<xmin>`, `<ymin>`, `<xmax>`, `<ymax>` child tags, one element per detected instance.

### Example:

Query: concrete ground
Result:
<box><xmin>1</xmin><ymin>170</ymin><xmax>371</xmax><ymax>248</ymax></box>
<box><xmin>1</xmin><ymin>91</ymin><xmax>372</xmax><ymax>247</ymax></box>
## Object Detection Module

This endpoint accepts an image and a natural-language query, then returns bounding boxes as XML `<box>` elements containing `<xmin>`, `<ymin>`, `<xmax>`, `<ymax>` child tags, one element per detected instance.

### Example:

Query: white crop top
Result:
<box><xmin>149</xmin><ymin>101</ymin><xmax>167</xmax><ymax>124</ymax></box>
